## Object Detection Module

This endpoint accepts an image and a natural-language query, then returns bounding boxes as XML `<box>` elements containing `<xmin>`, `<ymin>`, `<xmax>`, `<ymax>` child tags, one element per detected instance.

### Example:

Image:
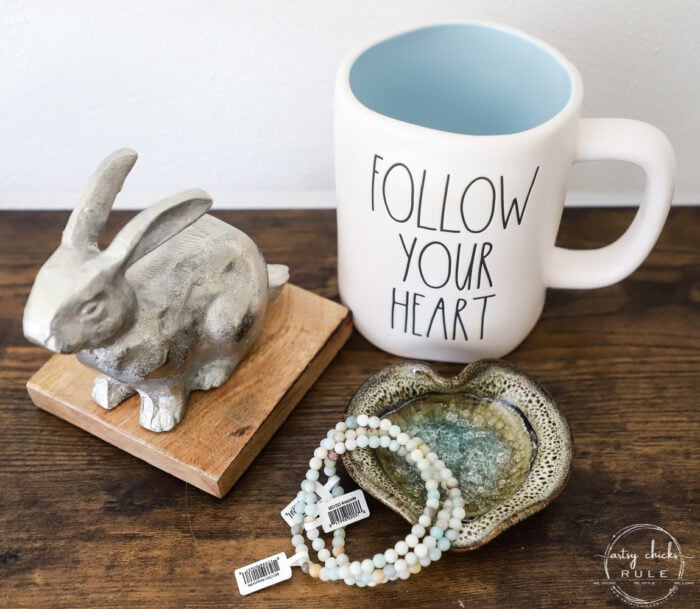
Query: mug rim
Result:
<box><xmin>336</xmin><ymin>20</ymin><xmax>584</xmax><ymax>140</ymax></box>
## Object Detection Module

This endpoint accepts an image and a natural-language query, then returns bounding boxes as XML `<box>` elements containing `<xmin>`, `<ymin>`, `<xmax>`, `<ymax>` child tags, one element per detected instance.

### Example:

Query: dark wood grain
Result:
<box><xmin>0</xmin><ymin>208</ymin><xmax>697</xmax><ymax>609</ymax></box>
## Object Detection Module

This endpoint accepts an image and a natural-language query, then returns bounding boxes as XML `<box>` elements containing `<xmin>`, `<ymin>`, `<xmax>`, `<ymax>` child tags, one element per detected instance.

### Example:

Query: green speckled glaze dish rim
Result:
<box><xmin>343</xmin><ymin>359</ymin><xmax>573</xmax><ymax>551</ymax></box>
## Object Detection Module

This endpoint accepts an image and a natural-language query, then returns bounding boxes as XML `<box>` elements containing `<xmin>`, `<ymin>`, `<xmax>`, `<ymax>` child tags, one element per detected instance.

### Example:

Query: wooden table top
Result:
<box><xmin>1</xmin><ymin>208</ymin><xmax>697</xmax><ymax>608</ymax></box>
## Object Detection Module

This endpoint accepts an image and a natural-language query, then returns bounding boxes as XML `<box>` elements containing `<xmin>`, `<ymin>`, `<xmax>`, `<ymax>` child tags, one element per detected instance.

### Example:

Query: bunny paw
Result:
<box><xmin>138</xmin><ymin>391</ymin><xmax>186</xmax><ymax>433</ymax></box>
<box><xmin>92</xmin><ymin>375</ymin><xmax>135</xmax><ymax>409</ymax></box>
<box><xmin>192</xmin><ymin>359</ymin><xmax>237</xmax><ymax>390</ymax></box>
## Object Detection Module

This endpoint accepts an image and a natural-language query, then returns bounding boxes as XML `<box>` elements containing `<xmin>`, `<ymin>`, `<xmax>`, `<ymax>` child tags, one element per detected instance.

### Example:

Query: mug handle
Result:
<box><xmin>547</xmin><ymin>118</ymin><xmax>675</xmax><ymax>289</ymax></box>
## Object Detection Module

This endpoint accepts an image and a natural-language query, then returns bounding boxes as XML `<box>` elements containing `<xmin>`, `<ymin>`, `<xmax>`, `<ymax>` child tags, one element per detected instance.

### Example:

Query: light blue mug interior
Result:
<box><xmin>349</xmin><ymin>23</ymin><xmax>573</xmax><ymax>136</ymax></box>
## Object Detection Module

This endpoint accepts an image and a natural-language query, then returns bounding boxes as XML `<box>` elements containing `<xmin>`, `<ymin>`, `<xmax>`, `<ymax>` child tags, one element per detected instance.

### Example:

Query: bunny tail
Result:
<box><xmin>267</xmin><ymin>264</ymin><xmax>289</xmax><ymax>302</ymax></box>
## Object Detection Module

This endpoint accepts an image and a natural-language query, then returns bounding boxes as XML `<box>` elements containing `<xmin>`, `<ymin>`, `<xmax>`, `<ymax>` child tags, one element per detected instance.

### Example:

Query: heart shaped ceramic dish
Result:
<box><xmin>342</xmin><ymin>359</ymin><xmax>572</xmax><ymax>550</ymax></box>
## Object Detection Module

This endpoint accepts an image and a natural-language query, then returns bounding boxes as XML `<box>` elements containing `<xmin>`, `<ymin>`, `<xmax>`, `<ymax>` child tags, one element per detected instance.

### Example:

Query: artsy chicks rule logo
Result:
<box><xmin>596</xmin><ymin>524</ymin><xmax>691</xmax><ymax>607</ymax></box>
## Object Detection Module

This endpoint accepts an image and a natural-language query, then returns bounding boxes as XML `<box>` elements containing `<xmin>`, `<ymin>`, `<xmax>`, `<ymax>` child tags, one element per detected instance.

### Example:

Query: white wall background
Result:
<box><xmin>0</xmin><ymin>0</ymin><xmax>697</xmax><ymax>210</ymax></box>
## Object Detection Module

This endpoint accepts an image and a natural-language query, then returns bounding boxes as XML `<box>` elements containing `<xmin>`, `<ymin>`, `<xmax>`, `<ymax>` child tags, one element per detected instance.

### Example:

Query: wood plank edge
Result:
<box><xmin>215</xmin><ymin>312</ymin><xmax>353</xmax><ymax>497</ymax></box>
<box><xmin>26</xmin><ymin>379</ymin><xmax>222</xmax><ymax>497</ymax></box>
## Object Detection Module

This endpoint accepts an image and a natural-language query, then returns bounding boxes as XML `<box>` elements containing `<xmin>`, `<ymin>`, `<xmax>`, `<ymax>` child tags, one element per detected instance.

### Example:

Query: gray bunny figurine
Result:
<box><xmin>23</xmin><ymin>149</ymin><xmax>289</xmax><ymax>432</ymax></box>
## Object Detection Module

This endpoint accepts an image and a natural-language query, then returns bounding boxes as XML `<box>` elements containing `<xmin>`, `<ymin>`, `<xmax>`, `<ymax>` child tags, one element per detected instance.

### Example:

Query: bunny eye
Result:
<box><xmin>79</xmin><ymin>299</ymin><xmax>105</xmax><ymax>319</ymax></box>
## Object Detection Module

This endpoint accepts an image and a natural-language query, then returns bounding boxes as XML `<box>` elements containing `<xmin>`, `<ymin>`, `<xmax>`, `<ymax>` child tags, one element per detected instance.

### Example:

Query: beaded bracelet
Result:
<box><xmin>288</xmin><ymin>414</ymin><xmax>466</xmax><ymax>587</ymax></box>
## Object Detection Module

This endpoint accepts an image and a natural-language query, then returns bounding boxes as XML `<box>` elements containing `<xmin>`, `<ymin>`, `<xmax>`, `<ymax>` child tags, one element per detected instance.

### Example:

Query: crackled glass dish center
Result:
<box><xmin>378</xmin><ymin>393</ymin><xmax>536</xmax><ymax>517</ymax></box>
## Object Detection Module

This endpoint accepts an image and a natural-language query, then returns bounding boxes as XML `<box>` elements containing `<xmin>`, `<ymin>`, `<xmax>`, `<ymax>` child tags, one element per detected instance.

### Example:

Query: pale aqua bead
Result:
<box><xmin>430</xmin><ymin>525</ymin><xmax>444</xmax><ymax>539</ymax></box>
<box><xmin>445</xmin><ymin>529</ymin><xmax>458</xmax><ymax>541</ymax></box>
<box><xmin>389</xmin><ymin>424</ymin><xmax>401</xmax><ymax>438</ymax></box>
<box><xmin>323</xmin><ymin>465</ymin><xmax>335</xmax><ymax>477</ymax></box>
<box><xmin>303</xmin><ymin>492</ymin><xmax>316</xmax><ymax>504</ymax></box>
<box><xmin>311</xmin><ymin>536</ymin><xmax>324</xmax><ymax>551</ymax></box>
<box><xmin>437</xmin><ymin>537</ymin><xmax>451</xmax><ymax>552</ymax></box>
<box><xmin>452</xmin><ymin>507</ymin><xmax>466</xmax><ymax>520</ymax></box>
<box><xmin>427</xmin><ymin>489</ymin><xmax>440</xmax><ymax>500</ymax></box>
<box><xmin>292</xmin><ymin>512</ymin><xmax>304</xmax><ymax>525</ymax></box>
<box><xmin>304</xmin><ymin>503</ymin><xmax>317</xmax><ymax>516</ymax></box>
<box><xmin>389</xmin><ymin>440</ymin><xmax>400</xmax><ymax>452</ymax></box>
<box><xmin>426</xmin><ymin>497</ymin><xmax>440</xmax><ymax>509</ymax></box>
<box><xmin>307</xmin><ymin>527</ymin><xmax>319</xmax><ymax>539</ymax></box>
<box><xmin>294</xmin><ymin>500</ymin><xmax>306</xmax><ymax>514</ymax></box>
<box><xmin>356</xmin><ymin>578</ymin><xmax>367</xmax><ymax>588</ymax></box>
<box><xmin>383</xmin><ymin>564</ymin><xmax>397</xmax><ymax>579</ymax></box>
<box><xmin>356</xmin><ymin>434</ymin><xmax>369</xmax><ymax>448</ymax></box>
<box><xmin>395</xmin><ymin>540</ymin><xmax>409</xmax><ymax>555</ymax></box>
<box><xmin>331</xmin><ymin>485</ymin><xmax>344</xmax><ymax>497</ymax></box>
<box><xmin>301</xmin><ymin>480</ymin><xmax>315</xmax><ymax>493</ymax></box>
<box><xmin>429</xmin><ymin>548</ymin><xmax>442</xmax><ymax>561</ymax></box>
<box><xmin>292</xmin><ymin>534</ymin><xmax>305</xmax><ymax>546</ymax></box>
<box><xmin>372</xmin><ymin>553</ymin><xmax>387</xmax><ymax>569</ymax></box>
<box><xmin>345</xmin><ymin>415</ymin><xmax>358</xmax><ymax>429</ymax></box>
<box><xmin>344</xmin><ymin>577</ymin><xmax>355</xmax><ymax>586</ymax></box>
<box><xmin>305</xmin><ymin>469</ymin><xmax>319</xmax><ymax>481</ymax></box>
<box><xmin>361</xmin><ymin>558</ymin><xmax>374</xmax><ymax>573</ymax></box>
<box><xmin>328</xmin><ymin>566</ymin><xmax>340</xmax><ymax>581</ymax></box>
<box><xmin>368</xmin><ymin>435</ymin><xmax>381</xmax><ymax>448</ymax></box>
<box><xmin>321</xmin><ymin>437</ymin><xmax>335</xmax><ymax>450</ymax></box>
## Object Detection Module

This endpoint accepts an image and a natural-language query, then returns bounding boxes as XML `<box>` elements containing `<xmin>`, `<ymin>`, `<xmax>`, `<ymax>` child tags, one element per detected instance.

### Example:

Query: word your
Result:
<box><xmin>399</xmin><ymin>234</ymin><xmax>493</xmax><ymax>291</ymax></box>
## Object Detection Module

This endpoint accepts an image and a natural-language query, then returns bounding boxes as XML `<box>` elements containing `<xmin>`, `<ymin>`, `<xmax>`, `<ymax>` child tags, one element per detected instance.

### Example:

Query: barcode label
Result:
<box><xmin>234</xmin><ymin>552</ymin><xmax>292</xmax><ymax>595</ymax></box>
<box><xmin>318</xmin><ymin>489</ymin><xmax>370</xmax><ymax>533</ymax></box>
<box><xmin>280</xmin><ymin>498</ymin><xmax>298</xmax><ymax>526</ymax></box>
<box><xmin>242</xmin><ymin>557</ymin><xmax>280</xmax><ymax>585</ymax></box>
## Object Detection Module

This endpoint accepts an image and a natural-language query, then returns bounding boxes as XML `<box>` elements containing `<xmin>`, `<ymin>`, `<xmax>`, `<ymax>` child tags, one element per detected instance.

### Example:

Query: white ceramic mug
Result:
<box><xmin>334</xmin><ymin>21</ymin><xmax>675</xmax><ymax>362</ymax></box>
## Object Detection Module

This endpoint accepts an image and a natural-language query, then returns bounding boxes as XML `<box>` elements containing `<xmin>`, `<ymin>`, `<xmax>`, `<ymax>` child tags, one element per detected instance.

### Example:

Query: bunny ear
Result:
<box><xmin>62</xmin><ymin>148</ymin><xmax>138</xmax><ymax>251</ymax></box>
<box><xmin>103</xmin><ymin>189</ymin><xmax>212</xmax><ymax>269</ymax></box>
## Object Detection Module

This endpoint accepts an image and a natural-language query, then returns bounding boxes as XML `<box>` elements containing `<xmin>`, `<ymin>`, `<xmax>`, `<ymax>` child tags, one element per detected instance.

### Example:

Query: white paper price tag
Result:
<box><xmin>318</xmin><ymin>489</ymin><xmax>370</xmax><ymax>533</ymax></box>
<box><xmin>280</xmin><ymin>498</ymin><xmax>298</xmax><ymax>527</ymax></box>
<box><xmin>234</xmin><ymin>552</ymin><xmax>292</xmax><ymax>595</ymax></box>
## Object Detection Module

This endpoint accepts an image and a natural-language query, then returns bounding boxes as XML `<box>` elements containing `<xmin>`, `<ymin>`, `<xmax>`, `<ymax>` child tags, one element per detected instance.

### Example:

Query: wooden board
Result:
<box><xmin>26</xmin><ymin>284</ymin><xmax>352</xmax><ymax>498</ymax></box>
